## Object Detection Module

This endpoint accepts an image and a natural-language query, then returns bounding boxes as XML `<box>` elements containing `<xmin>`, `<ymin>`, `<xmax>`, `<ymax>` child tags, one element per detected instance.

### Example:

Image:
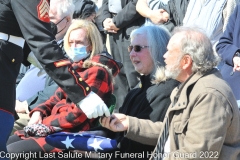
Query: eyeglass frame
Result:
<box><xmin>128</xmin><ymin>45</ymin><xmax>149</xmax><ymax>53</ymax></box>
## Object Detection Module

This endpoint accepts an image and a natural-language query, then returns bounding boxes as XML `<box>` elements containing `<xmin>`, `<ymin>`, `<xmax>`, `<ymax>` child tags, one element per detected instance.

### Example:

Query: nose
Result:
<box><xmin>129</xmin><ymin>50</ymin><xmax>137</xmax><ymax>58</ymax></box>
<box><xmin>163</xmin><ymin>52</ymin><xmax>168</xmax><ymax>59</ymax></box>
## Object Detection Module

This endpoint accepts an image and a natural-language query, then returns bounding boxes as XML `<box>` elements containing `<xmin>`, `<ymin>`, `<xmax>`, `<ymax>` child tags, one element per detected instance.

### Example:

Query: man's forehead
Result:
<box><xmin>169</xmin><ymin>33</ymin><xmax>184</xmax><ymax>45</ymax></box>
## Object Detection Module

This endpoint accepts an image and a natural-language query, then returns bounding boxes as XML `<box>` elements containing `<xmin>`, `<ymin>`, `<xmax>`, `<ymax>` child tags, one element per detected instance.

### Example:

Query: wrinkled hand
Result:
<box><xmin>103</xmin><ymin>18</ymin><xmax>119</xmax><ymax>33</ymax></box>
<box><xmin>149</xmin><ymin>9</ymin><xmax>169</xmax><ymax>24</ymax></box>
<box><xmin>78</xmin><ymin>91</ymin><xmax>110</xmax><ymax>119</ymax></box>
<box><xmin>100</xmin><ymin>113</ymin><xmax>129</xmax><ymax>132</ymax></box>
<box><xmin>233</xmin><ymin>56</ymin><xmax>240</xmax><ymax>72</ymax></box>
<box><xmin>28</xmin><ymin>111</ymin><xmax>42</xmax><ymax>126</ymax></box>
<box><xmin>15</xmin><ymin>100</ymin><xmax>28</xmax><ymax>113</ymax></box>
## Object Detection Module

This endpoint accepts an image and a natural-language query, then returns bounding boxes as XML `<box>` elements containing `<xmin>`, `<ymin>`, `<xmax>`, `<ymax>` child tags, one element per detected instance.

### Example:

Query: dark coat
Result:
<box><xmin>161</xmin><ymin>0</ymin><xmax>190</xmax><ymax>31</ymax></box>
<box><xmin>96</xmin><ymin>75</ymin><xmax>179</xmax><ymax>159</ymax></box>
<box><xmin>216</xmin><ymin>5</ymin><xmax>240</xmax><ymax>100</ymax></box>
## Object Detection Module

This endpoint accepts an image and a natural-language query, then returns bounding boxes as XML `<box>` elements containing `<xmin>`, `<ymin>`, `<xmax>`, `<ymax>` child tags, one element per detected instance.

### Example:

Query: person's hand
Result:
<box><xmin>103</xmin><ymin>18</ymin><xmax>119</xmax><ymax>33</ymax></box>
<box><xmin>15</xmin><ymin>100</ymin><xmax>29</xmax><ymax>113</ymax></box>
<box><xmin>233</xmin><ymin>56</ymin><xmax>240</xmax><ymax>72</ymax></box>
<box><xmin>103</xmin><ymin>18</ymin><xmax>112</xmax><ymax>30</ymax></box>
<box><xmin>77</xmin><ymin>91</ymin><xmax>110</xmax><ymax>119</ymax></box>
<box><xmin>148</xmin><ymin>9</ymin><xmax>169</xmax><ymax>24</ymax></box>
<box><xmin>100</xmin><ymin>113</ymin><xmax>129</xmax><ymax>132</ymax></box>
<box><xmin>28</xmin><ymin>111</ymin><xmax>42</xmax><ymax>125</ymax></box>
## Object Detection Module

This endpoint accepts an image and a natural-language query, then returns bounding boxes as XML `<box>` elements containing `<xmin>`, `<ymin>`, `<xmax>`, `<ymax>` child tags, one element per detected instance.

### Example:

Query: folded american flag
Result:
<box><xmin>45</xmin><ymin>132</ymin><xmax>117</xmax><ymax>152</ymax></box>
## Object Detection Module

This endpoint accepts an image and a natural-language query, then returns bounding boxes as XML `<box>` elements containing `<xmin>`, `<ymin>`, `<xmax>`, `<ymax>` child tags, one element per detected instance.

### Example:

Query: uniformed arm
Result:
<box><xmin>41</xmin><ymin>66</ymin><xmax>112</xmax><ymax>128</ymax></box>
<box><xmin>11</xmin><ymin>0</ymin><xmax>91</xmax><ymax>104</ymax></box>
<box><xmin>112</xmin><ymin>0</ymin><xmax>143</xmax><ymax>29</ymax></box>
<box><xmin>216</xmin><ymin>5</ymin><xmax>239</xmax><ymax>67</ymax></box>
<box><xmin>166</xmin><ymin>93</ymin><xmax>232</xmax><ymax>160</ymax></box>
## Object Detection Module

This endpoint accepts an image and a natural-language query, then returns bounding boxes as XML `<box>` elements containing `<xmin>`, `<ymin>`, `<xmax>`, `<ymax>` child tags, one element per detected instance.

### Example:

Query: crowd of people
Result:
<box><xmin>0</xmin><ymin>0</ymin><xmax>240</xmax><ymax>160</ymax></box>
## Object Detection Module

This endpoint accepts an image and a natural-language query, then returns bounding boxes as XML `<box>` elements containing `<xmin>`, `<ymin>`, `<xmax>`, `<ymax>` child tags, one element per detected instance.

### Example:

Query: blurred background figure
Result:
<box><xmin>73</xmin><ymin>0</ymin><xmax>98</xmax><ymax>22</ymax></box>
<box><xmin>216</xmin><ymin>4</ymin><xmax>240</xmax><ymax>109</ymax></box>
<box><xmin>99</xmin><ymin>0</ymin><xmax>145</xmax><ymax>112</ymax></box>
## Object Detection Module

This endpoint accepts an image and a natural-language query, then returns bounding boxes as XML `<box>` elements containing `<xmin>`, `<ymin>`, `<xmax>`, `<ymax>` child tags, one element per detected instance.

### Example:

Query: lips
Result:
<box><xmin>132</xmin><ymin>59</ymin><xmax>140</xmax><ymax>64</ymax></box>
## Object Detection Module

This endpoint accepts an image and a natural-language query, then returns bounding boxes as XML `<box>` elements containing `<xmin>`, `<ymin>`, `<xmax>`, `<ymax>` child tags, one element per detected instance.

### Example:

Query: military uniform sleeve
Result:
<box><xmin>41</xmin><ymin>66</ymin><xmax>111</xmax><ymax>128</ymax></box>
<box><xmin>11</xmin><ymin>0</ymin><xmax>91</xmax><ymax>104</ymax></box>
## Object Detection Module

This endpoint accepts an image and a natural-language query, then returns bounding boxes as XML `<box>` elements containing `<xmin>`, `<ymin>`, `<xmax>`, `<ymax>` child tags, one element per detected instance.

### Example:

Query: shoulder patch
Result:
<box><xmin>54</xmin><ymin>59</ymin><xmax>71</xmax><ymax>68</ymax></box>
<box><xmin>37</xmin><ymin>0</ymin><xmax>50</xmax><ymax>22</ymax></box>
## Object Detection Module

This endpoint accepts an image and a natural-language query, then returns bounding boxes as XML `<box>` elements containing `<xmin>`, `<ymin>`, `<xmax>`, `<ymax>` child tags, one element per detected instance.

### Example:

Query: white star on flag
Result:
<box><xmin>89</xmin><ymin>138</ymin><xmax>104</xmax><ymax>151</ymax></box>
<box><xmin>61</xmin><ymin>136</ymin><xmax>74</xmax><ymax>149</ymax></box>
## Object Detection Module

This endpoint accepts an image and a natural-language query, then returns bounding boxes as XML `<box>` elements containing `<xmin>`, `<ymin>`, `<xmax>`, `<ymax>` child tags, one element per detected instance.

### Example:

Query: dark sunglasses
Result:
<box><xmin>128</xmin><ymin>45</ymin><xmax>149</xmax><ymax>52</ymax></box>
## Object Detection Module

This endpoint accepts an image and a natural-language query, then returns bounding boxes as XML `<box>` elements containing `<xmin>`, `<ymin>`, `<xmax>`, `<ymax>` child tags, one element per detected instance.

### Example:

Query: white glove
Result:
<box><xmin>77</xmin><ymin>91</ymin><xmax>110</xmax><ymax>119</ymax></box>
<box><xmin>27</xmin><ymin>52</ymin><xmax>43</xmax><ymax>69</ymax></box>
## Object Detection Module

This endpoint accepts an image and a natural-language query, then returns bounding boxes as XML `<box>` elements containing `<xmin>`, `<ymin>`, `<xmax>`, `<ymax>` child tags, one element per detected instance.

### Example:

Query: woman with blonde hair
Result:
<box><xmin>7</xmin><ymin>19</ymin><xmax>122</xmax><ymax>155</ymax></box>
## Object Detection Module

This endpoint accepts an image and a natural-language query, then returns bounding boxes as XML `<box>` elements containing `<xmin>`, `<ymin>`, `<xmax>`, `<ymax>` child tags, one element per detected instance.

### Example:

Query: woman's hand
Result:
<box><xmin>100</xmin><ymin>113</ymin><xmax>129</xmax><ymax>132</ymax></box>
<box><xmin>28</xmin><ymin>111</ymin><xmax>42</xmax><ymax>125</ymax></box>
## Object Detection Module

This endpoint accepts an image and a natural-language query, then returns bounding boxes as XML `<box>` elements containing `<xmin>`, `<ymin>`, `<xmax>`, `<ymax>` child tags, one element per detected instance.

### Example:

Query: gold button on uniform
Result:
<box><xmin>139</xmin><ymin>83</ymin><xmax>142</xmax><ymax>88</ymax></box>
<box><xmin>12</xmin><ymin>59</ymin><xmax>15</xmax><ymax>63</ymax></box>
<box><xmin>86</xmin><ymin>87</ymin><xmax>89</xmax><ymax>91</ymax></box>
<box><xmin>79</xmin><ymin>78</ymin><xmax>82</xmax><ymax>81</ymax></box>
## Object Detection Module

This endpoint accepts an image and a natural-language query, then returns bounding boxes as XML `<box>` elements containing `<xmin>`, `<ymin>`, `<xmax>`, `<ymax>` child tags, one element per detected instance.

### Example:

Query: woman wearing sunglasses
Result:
<box><xmin>68</xmin><ymin>25</ymin><xmax>179</xmax><ymax>160</ymax></box>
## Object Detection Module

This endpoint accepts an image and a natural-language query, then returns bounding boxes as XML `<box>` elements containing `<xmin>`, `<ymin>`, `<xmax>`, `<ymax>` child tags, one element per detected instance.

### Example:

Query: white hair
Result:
<box><xmin>50</xmin><ymin>0</ymin><xmax>75</xmax><ymax>19</ymax></box>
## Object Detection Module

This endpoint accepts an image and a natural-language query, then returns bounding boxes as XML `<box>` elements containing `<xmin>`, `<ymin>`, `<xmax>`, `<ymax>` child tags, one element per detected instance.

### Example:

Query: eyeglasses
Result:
<box><xmin>128</xmin><ymin>45</ymin><xmax>149</xmax><ymax>52</ymax></box>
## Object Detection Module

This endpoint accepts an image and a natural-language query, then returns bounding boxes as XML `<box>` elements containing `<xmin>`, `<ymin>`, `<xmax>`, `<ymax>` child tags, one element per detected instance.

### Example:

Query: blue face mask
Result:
<box><xmin>69</xmin><ymin>46</ymin><xmax>89</xmax><ymax>62</ymax></box>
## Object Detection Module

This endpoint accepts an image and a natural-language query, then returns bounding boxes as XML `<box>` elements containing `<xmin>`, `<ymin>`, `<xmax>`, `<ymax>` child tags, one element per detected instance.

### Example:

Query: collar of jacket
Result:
<box><xmin>137</xmin><ymin>74</ymin><xmax>153</xmax><ymax>89</ymax></box>
<box><xmin>168</xmin><ymin>68</ymin><xmax>219</xmax><ymax>111</ymax></box>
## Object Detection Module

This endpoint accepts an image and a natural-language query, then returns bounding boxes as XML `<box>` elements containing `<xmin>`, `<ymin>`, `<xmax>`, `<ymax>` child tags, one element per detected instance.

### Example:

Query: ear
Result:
<box><xmin>181</xmin><ymin>54</ymin><xmax>193</xmax><ymax>70</ymax></box>
<box><xmin>66</xmin><ymin>16</ymin><xmax>71</xmax><ymax>23</ymax></box>
<box><xmin>87</xmin><ymin>45</ymin><xmax>92</xmax><ymax>53</ymax></box>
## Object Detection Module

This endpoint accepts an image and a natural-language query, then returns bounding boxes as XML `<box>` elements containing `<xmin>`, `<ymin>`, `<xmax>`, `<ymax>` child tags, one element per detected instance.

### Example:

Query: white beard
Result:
<box><xmin>165</xmin><ymin>63</ymin><xmax>181</xmax><ymax>80</ymax></box>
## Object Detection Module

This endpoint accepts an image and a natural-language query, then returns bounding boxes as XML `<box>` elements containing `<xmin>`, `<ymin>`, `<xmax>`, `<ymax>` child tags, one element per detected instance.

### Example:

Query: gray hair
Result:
<box><xmin>130</xmin><ymin>25</ymin><xmax>171</xmax><ymax>82</ymax></box>
<box><xmin>51</xmin><ymin>0</ymin><xmax>75</xmax><ymax>19</ymax></box>
<box><xmin>172</xmin><ymin>26</ymin><xmax>220</xmax><ymax>74</ymax></box>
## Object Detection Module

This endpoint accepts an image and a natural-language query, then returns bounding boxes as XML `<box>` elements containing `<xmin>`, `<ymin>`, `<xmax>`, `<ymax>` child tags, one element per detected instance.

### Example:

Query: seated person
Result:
<box><xmin>71</xmin><ymin>25</ymin><xmax>179</xmax><ymax>159</ymax></box>
<box><xmin>13</xmin><ymin>0</ymin><xmax>99</xmax><ymax>135</ymax></box>
<box><xmin>7</xmin><ymin>19</ymin><xmax>122</xmax><ymax>154</ymax></box>
<box><xmin>101</xmin><ymin>27</ymin><xmax>240</xmax><ymax>160</ymax></box>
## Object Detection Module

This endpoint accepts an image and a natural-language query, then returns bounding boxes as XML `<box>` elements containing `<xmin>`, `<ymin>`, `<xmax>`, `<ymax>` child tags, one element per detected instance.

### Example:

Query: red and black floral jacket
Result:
<box><xmin>30</xmin><ymin>53</ymin><xmax>122</xmax><ymax>132</ymax></box>
<box><xmin>14</xmin><ymin>53</ymin><xmax>122</xmax><ymax>152</ymax></box>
